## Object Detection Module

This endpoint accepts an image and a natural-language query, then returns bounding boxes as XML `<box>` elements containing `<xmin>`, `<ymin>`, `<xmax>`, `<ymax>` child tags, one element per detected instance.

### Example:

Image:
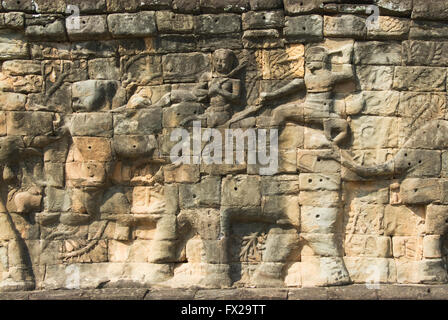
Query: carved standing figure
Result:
<box><xmin>173</xmin><ymin>49</ymin><xmax>243</xmax><ymax>127</ymax></box>
<box><xmin>260</xmin><ymin>46</ymin><xmax>353</xmax><ymax>144</ymax></box>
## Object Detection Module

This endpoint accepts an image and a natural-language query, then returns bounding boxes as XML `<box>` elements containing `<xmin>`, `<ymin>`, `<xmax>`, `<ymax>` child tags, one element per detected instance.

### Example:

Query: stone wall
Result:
<box><xmin>1</xmin><ymin>0</ymin><xmax>448</xmax><ymax>291</ymax></box>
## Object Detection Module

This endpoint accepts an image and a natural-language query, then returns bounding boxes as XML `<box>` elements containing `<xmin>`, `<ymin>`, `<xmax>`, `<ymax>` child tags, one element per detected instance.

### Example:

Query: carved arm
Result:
<box><xmin>260</xmin><ymin>78</ymin><xmax>305</xmax><ymax>104</ymax></box>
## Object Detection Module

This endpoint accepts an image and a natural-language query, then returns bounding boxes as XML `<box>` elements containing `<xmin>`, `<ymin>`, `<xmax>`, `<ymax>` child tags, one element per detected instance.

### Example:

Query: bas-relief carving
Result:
<box><xmin>1</xmin><ymin>22</ymin><xmax>448</xmax><ymax>290</ymax></box>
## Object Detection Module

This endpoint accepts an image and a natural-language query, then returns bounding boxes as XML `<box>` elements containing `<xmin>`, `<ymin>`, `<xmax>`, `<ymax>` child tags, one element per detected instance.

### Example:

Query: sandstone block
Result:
<box><xmin>345</xmin><ymin>235</ymin><xmax>392</xmax><ymax>258</ymax></box>
<box><xmin>107</xmin><ymin>12</ymin><xmax>157</xmax><ymax>38</ymax></box>
<box><xmin>324</xmin><ymin>15</ymin><xmax>366</xmax><ymax>39</ymax></box>
<box><xmin>399</xmin><ymin>179</ymin><xmax>441</xmax><ymax>205</ymax></box>
<box><xmin>354</xmin><ymin>41</ymin><xmax>401</xmax><ymax>65</ymax></box>
<box><xmin>179</xmin><ymin>176</ymin><xmax>221</xmax><ymax>209</ymax></box>
<box><xmin>70</xmin><ymin>113</ymin><xmax>113</xmax><ymax>137</ymax></box>
<box><xmin>113</xmin><ymin>109</ymin><xmax>162</xmax><ymax>135</ymax></box>
<box><xmin>72</xmin><ymin>137</ymin><xmax>112</xmax><ymax>162</ymax></box>
<box><xmin>425</xmin><ymin>205</ymin><xmax>448</xmax><ymax>236</ymax></box>
<box><xmin>299</xmin><ymin>173</ymin><xmax>340</xmax><ymax>191</ymax></box>
<box><xmin>200</xmin><ymin>0</ymin><xmax>249</xmax><ymax>13</ymax></box>
<box><xmin>156</xmin><ymin>11</ymin><xmax>194</xmax><ymax>33</ymax></box>
<box><xmin>284</xmin><ymin>15</ymin><xmax>323</xmax><ymax>41</ymax></box>
<box><xmin>393</xmin><ymin>67</ymin><xmax>446</xmax><ymax>92</ymax></box>
<box><xmin>6</xmin><ymin>111</ymin><xmax>53</xmax><ymax>136</ymax></box>
<box><xmin>242</xmin><ymin>11</ymin><xmax>284</xmax><ymax>30</ymax></box>
<box><xmin>0</xmin><ymin>92</ymin><xmax>27</xmax><ymax>111</ymax></box>
<box><xmin>195</xmin><ymin>14</ymin><xmax>241</xmax><ymax>34</ymax></box>
<box><xmin>423</xmin><ymin>235</ymin><xmax>442</xmax><ymax>259</ymax></box>
<box><xmin>25</xmin><ymin>16</ymin><xmax>67</xmax><ymax>42</ymax></box>
<box><xmin>222</xmin><ymin>175</ymin><xmax>261</xmax><ymax>207</ymax></box>
<box><xmin>162</xmin><ymin>53</ymin><xmax>210</xmax><ymax>83</ymax></box>
<box><xmin>250</xmin><ymin>0</ymin><xmax>282</xmax><ymax>10</ymax></box>
<box><xmin>67</xmin><ymin>15</ymin><xmax>109</xmax><ymax>41</ymax></box>
<box><xmin>300</xmin><ymin>207</ymin><xmax>340</xmax><ymax>234</ymax></box>
<box><xmin>356</xmin><ymin>66</ymin><xmax>393</xmax><ymax>91</ymax></box>
<box><xmin>384</xmin><ymin>205</ymin><xmax>425</xmax><ymax>236</ymax></box>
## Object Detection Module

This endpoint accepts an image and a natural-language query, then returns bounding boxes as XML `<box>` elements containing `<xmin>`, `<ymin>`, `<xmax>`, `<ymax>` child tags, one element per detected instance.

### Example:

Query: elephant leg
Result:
<box><xmin>252</xmin><ymin>228</ymin><xmax>299</xmax><ymax>287</ymax></box>
<box><xmin>301</xmin><ymin>206</ymin><xmax>351</xmax><ymax>286</ymax></box>
<box><xmin>0</xmin><ymin>211</ymin><xmax>35</xmax><ymax>291</ymax></box>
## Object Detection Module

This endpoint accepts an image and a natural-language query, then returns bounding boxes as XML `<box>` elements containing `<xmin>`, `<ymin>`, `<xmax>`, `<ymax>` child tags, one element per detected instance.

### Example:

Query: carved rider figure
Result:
<box><xmin>260</xmin><ymin>46</ymin><xmax>354</xmax><ymax>145</ymax></box>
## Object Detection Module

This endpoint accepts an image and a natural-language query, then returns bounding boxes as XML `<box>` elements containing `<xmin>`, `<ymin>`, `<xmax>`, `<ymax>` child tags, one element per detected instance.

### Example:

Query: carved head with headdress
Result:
<box><xmin>213</xmin><ymin>49</ymin><xmax>238</xmax><ymax>76</ymax></box>
<box><xmin>305</xmin><ymin>46</ymin><xmax>329</xmax><ymax>72</ymax></box>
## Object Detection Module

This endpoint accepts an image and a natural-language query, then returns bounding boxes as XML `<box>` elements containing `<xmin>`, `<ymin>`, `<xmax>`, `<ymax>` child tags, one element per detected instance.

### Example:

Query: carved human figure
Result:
<box><xmin>0</xmin><ymin>132</ymin><xmax>65</xmax><ymax>291</ymax></box>
<box><xmin>145</xmin><ymin>49</ymin><xmax>243</xmax><ymax>128</ymax></box>
<box><xmin>260</xmin><ymin>46</ymin><xmax>353</xmax><ymax>145</ymax></box>
<box><xmin>252</xmin><ymin>46</ymin><xmax>355</xmax><ymax>285</ymax></box>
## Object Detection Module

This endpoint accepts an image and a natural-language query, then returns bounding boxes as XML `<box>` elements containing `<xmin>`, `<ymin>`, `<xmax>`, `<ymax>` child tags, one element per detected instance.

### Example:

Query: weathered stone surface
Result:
<box><xmin>2</xmin><ymin>12</ymin><xmax>25</xmax><ymax>29</ymax></box>
<box><xmin>384</xmin><ymin>205</ymin><xmax>425</xmax><ymax>236</ymax></box>
<box><xmin>162</xmin><ymin>53</ymin><xmax>210</xmax><ymax>83</ymax></box>
<box><xmin>361</xmin><ymin>91</ymin><xmax>399</xmax><ymax>116</ymax></box>
<box><xmin>410</xmin><ymin>21</ymin><xmax>448</xmax><ymax>40</ymax></box>
<box><xmin>242</xmin><ymin>29</ymin><xmax>283</xmax><ymax>49</ymax></box>
<box><xmin>356</xmin><ymin>66</ymin><xmax>394</xmax><ymax>91</ymax></box>
<box><xmin>107</xmin><ymin>12</ymin><xmax>157</xmax><ymax>38</ymax></box>
<box><xmin>425</xmin><ymin>205</ymin><xmax>448</xmax><ymax>236</ymax></box>
<box><xmin>324</xmin><ymin>15</ymin><xmax>366</xmax><ymax>39</ymax></box>
<box><xmin>67</xmin><ymin>15</ymin><xmax>110</xmax><ymax>41</ymax></box>
<box><xmin>179</xmin><ymin>176</ymin><xmax>221</xmax><ymax>209</ymax></box>
<box><xmin>106</xmin><ymin>0</ymin><xmax>140</xmax><ymax>12</ymax></box>
<box><xmin>6</xmin><ymin>111</ymin><xmax>53</xmax><ymax>136</ymax></box>
<box><xmin>242</xmin><ymin>11</ymin><xmax>284</xmax><ymax>30</ymax></box>
<box><xmin>375</xmin><ymin>0</ymin><xmax>412</xmax><ymax>15</ymax></box>
<box><xmin>393</xmin><ymin>67</ymin><xmax>446</xmax><ymax>92</ymax></box>
<box><xmin>25</xmin><ymin>16</ymin><xmax>67</xmax><ymax>42</ymax></box>
<box><xmin>114</xmin><ymin>109</ymin><xmax>162</xmax><ymax>135</ymax></box>
<box><xmin>283</xmin><ymin>0</ymin><xmax>325</xmax><ymax>14</ymax></box>
<box><xmin>195</xmin><ymin>14</ymin><xmax>241</xmax><ymax>34</ymax></box>
<box><xmin>222</xmin><ymin>175</ymin><xmax>261</xmax><ymax>207</ymax></box>
<box><xmin>0</xmin><ymin>31</ymin><xmax>29</xmax><ymax>60</ymax></box>
<box><xmin>284</xmin><ymin>15</ymin><xmax>323</xmax><ymax>41</ymax></box>
<box><xmin>72</xmin><ymin>80</ymin><xmax>125</xmax><ymax>111</ymax></box>
<box><xmin>0</xmin><ymin>3</ymin><xmax>447</xmax><ymax>295</ymax></box>
<box><xmin>354</xmin><ymin>41</ymin><xmax>401</xmax><ymax>65</ymax></box>
<box><xmin>88</xmin><ymin>58</ymin><xmax>121</xmax><ymax>80</ymax></box>
<box><xmin>351</xmin><ymin>116</ymin><xmax>398</xmax><ymax>149</ymax></box>
<box><xmin>67</xmin><ymin>0</ymin><xmax>107</xmax><ymax>13</ymax></box>
<box><xmin>399</xmin><ymin>179</ymin><xmax>441</xmax><ymax>205</ymax></box>
<box><xmin>70</xmin><ymin>113</ymin><xmax>113</xmax><ymax>137</ymax></box>
<box><xmin>344</xmin><ymin>235</ymin><xmax>392</xmax><ymax>258</ymax></box>
<box><xmin>403</xmin><ymin>41</ymin><xmax>448</xmax><ymax>67</ymax></box>
<box><xmin>412</xmin><ymin>0</ymin><xmax>448</xmax><ymax>21</ymax></box>
<box><xmin>172</xmin><ymin>0</ymin><xmax>200</xmax><ymax>13</ymax></box>
<box><xmin>200</xmin><ymin>0</ymin><xmax>249</xmax><ymax>13</ymax></box>
<box><xmin>156</xmin><ymin>11</ymin><xmax>194</xmax><ymax>34</ymax></box>
<box><xmin>0</xmin><ymin>92</ymin><xmax>27</xmax><ymax>111</ymax></box>
<box><xmin>367</xmin><ymin>17</ymin><xmax>410</xmax><ymax>40</ymax></box>
<box><xmin>250</xmin><ymin>0</ymin><xmax>282</xmax><ymax>10</ymax></box>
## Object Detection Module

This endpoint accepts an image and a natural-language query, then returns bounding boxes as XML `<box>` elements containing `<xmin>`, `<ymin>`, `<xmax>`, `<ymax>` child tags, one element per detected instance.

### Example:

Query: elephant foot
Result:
<box><xmin>251</xmin><ymin>263</ymin><xmax>285</xmax><ymax>288</ymax></box>
<box><xmin>199</xmin><ymin>264</ymin><xmax>232</xmax><ymax>289</ymax></box>
<box><xmin>320</xmin><ymin>257</ymin><xmax>351</xmax><ymax>286</ymax></box>
<box><xmin>0</xmin><ymin>278</ymin><xmax>35</xmax><ymax>292</ymax></box>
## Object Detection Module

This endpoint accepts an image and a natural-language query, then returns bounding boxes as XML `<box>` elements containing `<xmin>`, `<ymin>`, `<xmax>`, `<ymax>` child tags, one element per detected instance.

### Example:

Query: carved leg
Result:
<box><xmin>252</xmin><ymin>228</ymin><xmax>299</xmax><ymax>287</ymax></box>
<box><xmin>148</xmin><ymin>214</ymin><xmax>177</xmax><ymax>263</ymax></box>
<box><xmin>0</xmin><ymin>211</ymin><xmax>35</xmax><ymax>292</ymax></box>
<box><xmin>301</xmin><ymin>206</ymin><xmax>351</xmax><ymax>286</ymax></box>
<box><xmin>270</xmin><ymin>104</ymin><xmax>304</xmax><ymax>127</ymax></box>
<box><xmin>323</xmin><ymin>118</ymin><xmax>349</xmax><ymax>145</ymax></box>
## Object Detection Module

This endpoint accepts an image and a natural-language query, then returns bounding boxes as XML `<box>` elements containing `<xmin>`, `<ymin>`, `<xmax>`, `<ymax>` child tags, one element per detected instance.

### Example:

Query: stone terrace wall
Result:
<box><xmin>1</xmin><ymin>0</ymin><xmax>448</xmax><ymax>291</ymax></box>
